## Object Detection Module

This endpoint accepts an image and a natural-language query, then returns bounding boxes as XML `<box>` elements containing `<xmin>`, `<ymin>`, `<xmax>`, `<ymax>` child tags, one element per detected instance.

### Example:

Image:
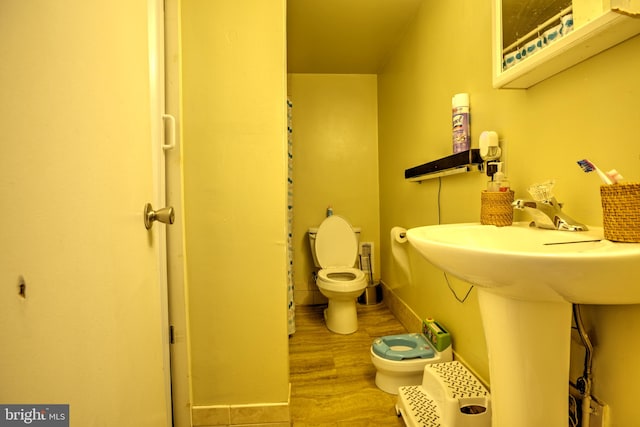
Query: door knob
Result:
<box><xmin>144</xmin><ymin>203</ymin><xmax>175</xmax><ymax>230</ymax></box>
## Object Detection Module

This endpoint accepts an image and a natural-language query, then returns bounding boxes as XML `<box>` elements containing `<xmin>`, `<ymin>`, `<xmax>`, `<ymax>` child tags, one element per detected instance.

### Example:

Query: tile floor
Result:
<box><xmin>289</xmin><ymin>303</ymin><xmax>409</xmax><ymax>426</ymax></box>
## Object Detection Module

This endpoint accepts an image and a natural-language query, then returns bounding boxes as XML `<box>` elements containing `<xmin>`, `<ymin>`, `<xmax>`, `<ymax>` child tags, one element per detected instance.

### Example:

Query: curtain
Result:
<box><xmin>287</xmin><ymin>98</ymin><xmax>296</xmax><ymax>335</ymax></box>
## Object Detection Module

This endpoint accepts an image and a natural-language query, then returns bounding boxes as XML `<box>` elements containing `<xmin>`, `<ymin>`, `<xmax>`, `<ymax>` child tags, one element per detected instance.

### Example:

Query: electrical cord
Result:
<box><xmin>444</xmin><ymin>272</ymin><xmax>474</xmax><ymax>303</ymax></box>
<box><xmin>437</xmin><ymin>177</ymin><xmax>442</xmax><ymax>224</ymax></box>
<box><xmin>569</xmin><ymin>394</ymin><xmax>579</xmax><ymax>427</ymax></box>
<box><xmin>437</xmin><ymin>177</ymin><xmax>474</xmax><ymax>303</ymax></box>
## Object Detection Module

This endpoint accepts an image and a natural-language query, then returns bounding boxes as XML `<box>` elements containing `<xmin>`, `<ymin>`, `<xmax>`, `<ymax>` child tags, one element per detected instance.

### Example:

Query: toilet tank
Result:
<box><xmin>308</xmin><ymin>226</ymin><xmax>361</xmax><ymax>268</ymax></box>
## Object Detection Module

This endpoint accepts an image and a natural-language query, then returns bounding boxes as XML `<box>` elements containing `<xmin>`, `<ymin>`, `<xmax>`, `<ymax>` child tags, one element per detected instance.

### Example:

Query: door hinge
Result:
<box><xmin>169</xmin><ymin>325</ymin><xmax>175</xmax><ymax>344</ymax></box>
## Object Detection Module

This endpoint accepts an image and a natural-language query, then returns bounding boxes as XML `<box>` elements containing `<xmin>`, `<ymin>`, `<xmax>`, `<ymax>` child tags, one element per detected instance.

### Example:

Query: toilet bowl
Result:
<box><xmin>371</xmin><ymin>333</ymin><xmax>453</xmax><ymax>394</ymax></box>
<box><xmin>309</xmin><ymin>215</ymin><xmax>368</xmax><ymax>334</ymax></box>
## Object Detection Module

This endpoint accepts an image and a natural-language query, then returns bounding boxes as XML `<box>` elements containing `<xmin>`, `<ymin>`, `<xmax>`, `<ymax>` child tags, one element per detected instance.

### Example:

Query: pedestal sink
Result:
<box><xmin>406</xmin><ymin>222</ymin><xmax>640</xmax><ymax>427</ymax></box>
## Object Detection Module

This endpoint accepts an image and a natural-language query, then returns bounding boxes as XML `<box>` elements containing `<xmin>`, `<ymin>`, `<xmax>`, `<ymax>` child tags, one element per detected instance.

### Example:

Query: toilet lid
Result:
<box><xmin>315</xmin><ymin>215</ymin><xmax>358</xmax><ymax>268</ymax></box>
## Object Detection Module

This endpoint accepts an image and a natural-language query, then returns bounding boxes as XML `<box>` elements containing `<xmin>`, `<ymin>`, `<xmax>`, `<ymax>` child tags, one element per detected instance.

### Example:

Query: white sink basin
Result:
<box><xmin>407</xmin><ymin>222</ymin><xmax>640</xmax><ymax>304</ymax></box>
<box><xmin>405</xmin><ymin>222</ymin><xmax>640</xmax><ymax>427</ymax></box>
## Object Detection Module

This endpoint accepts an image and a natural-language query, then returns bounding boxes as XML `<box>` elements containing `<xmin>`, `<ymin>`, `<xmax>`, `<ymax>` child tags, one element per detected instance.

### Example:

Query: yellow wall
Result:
<box><xmin>378</xmin><ymin>1</ymin><xmax>640</xmax><ymax>423</ymax></box>
<box><xmin>288</xmin><ymin>74</ymin><xmax>380</xmax><ymax>305</ymax></box>
<box><xmin>181</xmin><ymin>0</ymin><xmax>290</xmax><ymax>406</ymax></box>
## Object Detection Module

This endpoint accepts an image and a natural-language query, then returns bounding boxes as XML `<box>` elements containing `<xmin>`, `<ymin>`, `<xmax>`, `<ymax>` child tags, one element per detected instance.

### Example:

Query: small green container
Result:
<box><xmin>422</xmin><ymin>318</ymin><xmax>452</xmax><ymax>352</ymax></box>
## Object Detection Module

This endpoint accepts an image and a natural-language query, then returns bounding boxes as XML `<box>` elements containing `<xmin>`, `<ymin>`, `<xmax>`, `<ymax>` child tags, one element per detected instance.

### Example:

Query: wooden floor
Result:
<box><xmin>289</xmin><ymin>303</ymin><xmax>409</xmax><ymax>426</ymax></box>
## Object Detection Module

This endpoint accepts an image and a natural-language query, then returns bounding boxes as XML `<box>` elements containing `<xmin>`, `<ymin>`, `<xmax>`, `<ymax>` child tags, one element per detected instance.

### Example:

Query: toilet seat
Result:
<box><xmin>317</xmin><ymin>267</ymin><xmax>366</xmax><ymax>292</ymax></box>
<box><xmin>372</xmin><ymin>333</ymin><xmax>435</xmax><ymax>361</ymax></box>
<box><xmin>315</xmin><ymin>215</ymin><xmax>365</xmax><ymax>290</ymax></box>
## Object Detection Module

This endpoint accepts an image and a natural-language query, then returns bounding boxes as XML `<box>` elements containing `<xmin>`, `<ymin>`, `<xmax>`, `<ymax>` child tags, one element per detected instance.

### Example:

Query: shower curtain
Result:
<box><xmin>287</xmin><ymin>98</ymin><xmax>296</xmax><ymax>335</ymax></box>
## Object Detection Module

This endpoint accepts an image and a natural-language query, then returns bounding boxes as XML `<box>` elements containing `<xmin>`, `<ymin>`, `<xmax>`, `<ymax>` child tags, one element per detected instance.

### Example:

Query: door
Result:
<box><xmin>0</xmin><ymin>1</ymin><xmax>171</xmax><ymax>426</ymax></box>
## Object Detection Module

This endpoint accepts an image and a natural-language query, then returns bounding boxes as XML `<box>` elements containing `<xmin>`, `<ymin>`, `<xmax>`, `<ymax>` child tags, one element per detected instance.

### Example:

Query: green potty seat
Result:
<box><xmin>372</xmin><ymin>333</ymin><xmax>435</xmax><ymax>361</ymax></box>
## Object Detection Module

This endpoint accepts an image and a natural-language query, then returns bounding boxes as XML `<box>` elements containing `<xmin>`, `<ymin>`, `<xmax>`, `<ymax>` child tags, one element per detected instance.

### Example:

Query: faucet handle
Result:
<box><xmin>528</xmin><ymin>180</ymin><xmax>556</xmax><ymax>202</ymax></box>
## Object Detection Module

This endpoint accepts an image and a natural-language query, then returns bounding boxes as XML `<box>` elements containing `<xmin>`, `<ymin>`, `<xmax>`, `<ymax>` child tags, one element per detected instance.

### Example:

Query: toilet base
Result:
<box><xmin>324</xmin><ymin>299</ymin><xmax>358</xmax><ymax>334</ymax></box>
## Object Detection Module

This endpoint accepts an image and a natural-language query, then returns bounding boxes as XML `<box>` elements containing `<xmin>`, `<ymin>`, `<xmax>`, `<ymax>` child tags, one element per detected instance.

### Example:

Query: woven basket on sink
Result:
<box><xmin>601</xmin><ymin>183</ymin><xmax>640</xmax><ymax>242</ymax></box>
<box><xmin>481</xmin><ymin>190</ymin><xmax>514</xmax><ymax>227</ymax></box>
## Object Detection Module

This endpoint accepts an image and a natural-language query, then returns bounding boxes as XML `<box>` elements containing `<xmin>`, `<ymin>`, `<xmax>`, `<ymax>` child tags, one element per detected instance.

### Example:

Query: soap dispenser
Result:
<box><xmin>492</xmin><ymin>162</ymin><xmax>510</xmax><ymax>192</ymax></box>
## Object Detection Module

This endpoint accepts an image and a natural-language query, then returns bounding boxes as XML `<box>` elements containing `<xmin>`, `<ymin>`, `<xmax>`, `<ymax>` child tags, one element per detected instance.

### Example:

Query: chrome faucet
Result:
<box><xmin>512</xmin><ymin>197</ymin><xmax>588</xmax><ymax>231</ymax></box>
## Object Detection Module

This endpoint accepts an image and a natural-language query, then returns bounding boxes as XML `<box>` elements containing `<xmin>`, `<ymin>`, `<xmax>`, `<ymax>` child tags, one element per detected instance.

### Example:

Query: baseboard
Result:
<box><xmin>191</xmin><ymin>385</ymin><xmax>291</xmax><ymax>426</ymax></box>
<box><xmin>379</xmin><ymin>281</ymin><xmax>423</xmax><ymax>333</ymax></box>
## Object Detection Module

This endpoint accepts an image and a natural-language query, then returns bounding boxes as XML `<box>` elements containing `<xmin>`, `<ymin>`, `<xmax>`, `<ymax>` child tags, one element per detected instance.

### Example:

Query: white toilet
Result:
<box><xmin>308</xmin><ymin>215</ymin><xmax>368</xmax><ymax>334</ymax></box>
<box><xmin>370</xmin><ymin>333</ymin><xmax>453</xmax><ymax>394</ymax></box>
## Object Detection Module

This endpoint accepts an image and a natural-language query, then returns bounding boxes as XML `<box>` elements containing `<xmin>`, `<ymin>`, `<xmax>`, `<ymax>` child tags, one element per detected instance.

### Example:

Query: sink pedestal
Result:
<box><xmin>478</xmin><ymin>290</ymin><xmax>572</xmax><ymax>427</ymax></box>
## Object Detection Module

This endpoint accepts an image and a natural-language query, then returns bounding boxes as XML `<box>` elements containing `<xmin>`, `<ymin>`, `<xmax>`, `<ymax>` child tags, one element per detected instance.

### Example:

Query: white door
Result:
<box><xmin>0</xmin><ymin>2</ymin><xmax>171</xmax><ymax>426</ymax></box>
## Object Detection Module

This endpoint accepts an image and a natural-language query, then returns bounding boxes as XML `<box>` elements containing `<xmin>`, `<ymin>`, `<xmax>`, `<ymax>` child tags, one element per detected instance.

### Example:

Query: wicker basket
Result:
<box><xmin>601</xmin><ymin>183</ymin><xmax>640</xmax><ymax>242</ymax></box>
<box><xmin>481</xmin><ymin>190</ymin><xmax>514</xmax><ymax>227</ymax></box>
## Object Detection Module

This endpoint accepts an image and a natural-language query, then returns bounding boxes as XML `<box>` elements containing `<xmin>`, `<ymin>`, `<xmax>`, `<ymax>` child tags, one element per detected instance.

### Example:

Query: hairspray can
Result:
<box><xmin>452</xmin><ymin>93</ymin><xmax>470</xmax><ymax>153</ymax></box>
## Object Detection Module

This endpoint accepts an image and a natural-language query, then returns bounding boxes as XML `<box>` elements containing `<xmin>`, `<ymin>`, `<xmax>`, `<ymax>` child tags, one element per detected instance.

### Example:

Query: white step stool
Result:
<box><xmin>396</xmin><ymin>361</ymin><xmax>491</xmax><ymax>427</ymax></box>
